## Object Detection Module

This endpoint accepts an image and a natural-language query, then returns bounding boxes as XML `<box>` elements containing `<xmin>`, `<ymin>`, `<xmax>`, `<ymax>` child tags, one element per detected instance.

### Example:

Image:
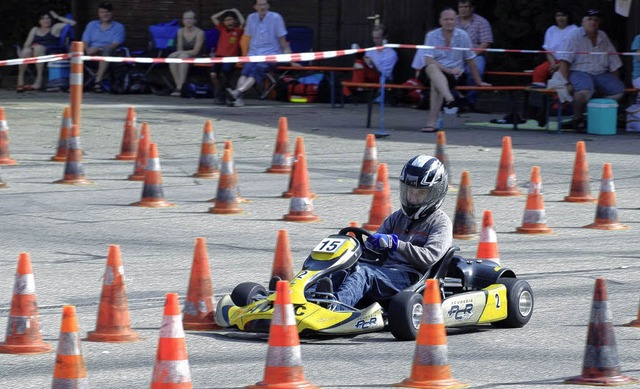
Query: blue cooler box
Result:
<box><xmin>587</xmin><ymin>98</ymin><xmax>618</xmax><ymax>135</ymax></box>
<box><xmin>48</xmin><ymin>60</ymin><xmax>70</xmax><ymax>82</ymax></box>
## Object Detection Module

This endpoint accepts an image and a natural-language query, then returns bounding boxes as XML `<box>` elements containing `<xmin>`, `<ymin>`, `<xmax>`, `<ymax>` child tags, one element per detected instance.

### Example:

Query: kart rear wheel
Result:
<box><xmin>387</xmin><ymin>291</ymin><xmax>423</xmax><ymax>341</ymax></box>
<box><xmin>491</xmin><ymin>278</ymin><xmax>534</xmax><ymax>328</ymax></box>
<box><xmin>231</xmin><ymin>282</ymin><xmax>267</xmax><ymax>306</ymax></box>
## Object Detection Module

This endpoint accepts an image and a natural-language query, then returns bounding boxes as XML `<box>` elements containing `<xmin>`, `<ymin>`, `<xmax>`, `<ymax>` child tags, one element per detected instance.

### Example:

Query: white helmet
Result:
<box><xmin>399</xmin><ymin>155</ymin><xmax>448</xmax><ymax>220</ymax></box>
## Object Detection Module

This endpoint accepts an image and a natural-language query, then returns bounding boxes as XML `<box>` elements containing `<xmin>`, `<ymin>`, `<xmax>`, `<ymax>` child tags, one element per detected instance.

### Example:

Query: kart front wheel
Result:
<box><xmin>387</xmin><ymin>291</ymin><xmax>423</xmax><ymax>341</ymax></box>
<box><xmin>231</xmin><ymin>282</ymin><xmax>267</xmax><ymax>306</ymax></box>
<box><xmin>491</xmin><ymin>278</ymin><xmax>534</xmax><ymax>328</ymax></box>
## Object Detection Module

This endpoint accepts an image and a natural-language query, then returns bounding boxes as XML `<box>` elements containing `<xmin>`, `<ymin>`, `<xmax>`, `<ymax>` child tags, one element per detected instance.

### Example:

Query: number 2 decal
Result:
<box><xmin>495</xmin><ymin>293</ymin><xmax>501</xmax><ymax>309</ymax></box>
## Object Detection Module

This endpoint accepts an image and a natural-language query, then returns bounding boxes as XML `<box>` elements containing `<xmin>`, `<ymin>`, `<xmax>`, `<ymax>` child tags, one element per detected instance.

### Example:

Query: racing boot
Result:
<box><xmin>315</xmin><ymin>277</ymin><xmax>334</xmax><ymax>308</ymax></box>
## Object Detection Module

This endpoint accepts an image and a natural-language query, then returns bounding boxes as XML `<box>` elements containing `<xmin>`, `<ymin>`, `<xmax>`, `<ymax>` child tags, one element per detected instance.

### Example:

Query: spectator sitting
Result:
<box><xmin>632</xmin><ymin>32</ymin><xmax>640</xmax><ymax>105</ymax></box>
<box><xmin>167</xmin><ymin>10</ymin><xmax>205</xmax><ymax>97</ymax></box>
<box><xmin>225</xmin><ymin>0</ymin><xmax>291</xmax><ymax>107</ymax></box>
<box><xmin>17</xmin><ymin>10</ymin><xmax>76</xmax><ymax>92</ymax></box>
<box><xmin>342</xmin><ymin>24</ymin><xmax>398</xmax><ymax>102</ymax></box>
<box><xmin>415</xmin><ymin>7</ymin><xmax>489</xmax><ymax>133</ymax></box>
<box><xmin>528</xmin><ymin>8</ymin><xmax>578</xmax><ymax>126</ymax></box>
<box><xmin>81</xmin><ymin>1</ymin><xmax>126</xmax><ymax>93</ymax></box>
<box><xmin>455</xmin><ymin>0</ymin><xmax>493</xmax><ymax>113</ymax></box>
<box><xmin>556</xmin><ymin>9</ymin><xmax>624</xmax><ymax>133</ymax></box>
<box><xmin>209</xmin><ymin>8</ymin><xmax>245</xmax><ymax>104</ymax></box>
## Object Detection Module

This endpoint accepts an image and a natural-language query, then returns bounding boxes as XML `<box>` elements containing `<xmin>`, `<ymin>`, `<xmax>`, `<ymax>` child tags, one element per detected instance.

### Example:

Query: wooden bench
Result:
<box><xmin>341</xmin><ymin>81</ymin><xmax>529</xmax><ymax>130</ymax></box>
<box><xmin>526</xmin><ymin>87</ymin><xmax>639</xmax><ymax>133</ymax></box>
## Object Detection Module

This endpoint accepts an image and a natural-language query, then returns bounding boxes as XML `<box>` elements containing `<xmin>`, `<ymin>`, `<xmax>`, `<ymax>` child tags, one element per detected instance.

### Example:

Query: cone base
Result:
<box><xmin>584</xmin><ymin>223</ymin><xmax>630</xmax><ymax>231</ymax></box>
<box><xmin>283</xmin><ymin>192</ymin><xmax>316</xmax><ymax>199</ymax></box>
<box><xmin>489</xmin><ymin>189</ymin><xmax>521</xmax><ymax>196</ymax></box>
<box><xmin>0</xmin><ymin>159</ymin><xmax>17</xmax><ymax>166</ymax></box>
<box><xmin>362</xmin><ymin>223</ymin><xmax>381</xmax><ymax>231</ymax></box>
<box><xmin>453</xmin><ymin>233</ymin><xmax>478</xmax><ymax>240</ymax></box>
<box><xmin>283</xmin><ymin>213</ymin><xmax>319</xmax><ymax>222</ymax></box>
<box><xmin>193</xmin><ymin>172</ymin><xmax>220</xmax><ymax>179</ymax></box>
<box><xmin>51</xmin><ymin>156</ymin><xmax>67</xmax><ymax>162</ymax></box>
<box><xmin>115</xmin><ymin>154</ymin><xmax>137</xmax><ymax>161</ymax></box>
<box><xmin>352</xmin><ymin>187</ymin><xmax>377</xmax><ymax>195</ymax></box>
<box><xmin>0</xmin><ymin>181</ymin><xmax>7</xmax><ymax>188</ymax></box>
<box><xmin>86</xmin><ymin>330</ymin><xmax>140</xmax><ymax>343</ymax></box>
<box><xmin>248</xmin><ymin>381</ymin><xmax>319</xmax><ymax>389</ymax></box>
<box><xmin>564</xmin><ymin>375</ymin><xmax>639</xmax><ymax>386</ymax></box>
<box><xmin>395</xmin><ymin>377</ymin><xmax>469</xmax><ymax>389</ymax></box>
<box><xmin>131</xmin><ymin>200</ymin><xmax>175</xmax><ymax>208</ymax></box>
<box><xmin>209</xmin><ymin>206</ymin><xmax>243</xmax><ymax>214</ymax></box>
<box><xmin>624</xmin><ymin>319</ymin><xmax>640</xmax><ymax>327</ymax></box>
<box><xmin>564</xmin><ymin>195</ymin><xmax>597</xmax><ymax>203</ymax></box>
<box><xmin>266</xmin><ymin>167</ymin><xmax>292</xmax><ymax>174</ymax></box>
<box><xmin>53</xmin><ymin>178</ymin><xmax>93</xmax><ymax>185</ymax></box>
<box><xmin>0</xmin><ymin>342</ymin><xmax>53</xmax><ymax>354</ymax></box>
<box><xmin>183</xmin><ymin>320</ymin><xmax>222</xmax><ymax>331</ymax></box>
<box><xmin>516</xmin><ymin>225</ymin><xmax>553</xmax><ymax>234</ymax></box>
<box><xmin>127</xmin><ymin>175</ymin><xmax>144</xmax><ymax>181</ymax></box>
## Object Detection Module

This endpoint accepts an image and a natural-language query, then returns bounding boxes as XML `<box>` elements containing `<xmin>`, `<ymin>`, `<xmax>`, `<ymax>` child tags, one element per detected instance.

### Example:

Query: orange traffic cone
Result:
<box><xmin>490</xmin><ymin>136</ymin><xmax>521</xmax><ymax>196</ymax></box>
<box><xmin>584</xmin><ymin>163</ymin><xmax>629</xmax><ymax>230</ymax></box>
<box><xmin>516</xmin><ymin>166</ymin><xmax>553</xmax><ymax>234</ymax></box>
<box><xmin>52</xmin><ymin>306</ymin><xmax>89</xmax><ymax>387</ymax></box>
<box><xmin>183</xmin><ymin>237</ymin><xmax>220</xmax><ymax>330</ymax></box>
<box><xmin>362</xmin><ymin>163</ymin><xmax>391</xmax><ymax>231</ymax></box>
<box><xmin>476</xmin><ymin>210</ymin><xmax>500</xmax><ymax>265</ymax></box>
<box><xmin>564</xmin><ymin>141</ymin><xmax>596</xmax><ymax>203</ymax></box>
<box><xmin>453</xmin><ymin>170</ymin><xmax>477</xmax><ymax>240</ymax></box>
<box><xmin>0</xmin><ymin>252</ymin><xmax>53</xmax><ymax>354</ymax></box>
<box><xmin>193</xmin><ymin>120</ymin><xmax>220</xmax><ymax>179</ymax></box>
<box><xmin>51</xmin><ymin>106</ymin><xmax>71</xmax><ymax>162</ymax></box>
<box><xmin>54</xmin><ymin>124</ymin><xmax>92</xmax><ymax>185</ymax></box>
<box><xmin>131</xmin><ymin>143</ymin><xmax>175</xmax><ymax>208</ymax></box>
<box><xmin>266</xmin><ymin>117</ymin><xmax>292</xmax><ymax>173</ymax></box>
<box><xmin>151</xmin><ymin>293</ymin><xmax>193</xmax><ymax>388</ymax></box>
<box><xmin>624</xmin><ymin>298</ymin><xmax>640</xmax><ymax>328</ymax></box>
<box><xmin>283</xmin><ymin>136</ymin><xmax>316</xmax><ymax>199</ymax></box>
<box><xmin>565</xmin><ymin>279</ymin><xmax>639</xmax><ymax>386</ymax></box>
<box><xmin>224</xmin><ymin>140</ymin><xmax>251</xmax><ymax>203</ymax></box>
<box><xmin>209</xmin><ymin>148</ymin><xmax>243</xmax><ymax>214</ymax></box>
<box><xmin>352</xmin><ymin>134</ymin><xmax>378</xmax><ymax>194</ymax></box>
<box><xmin>283</xmin><ymin>154</ymin><xmax>319</xmax><ymax>222</ymax></box>
<box><xmin>248</xmin><ymin>280</ymin><xmax>318</xmax><ymax>389</ymax></box>
<box><xmin>115</xmin><ymin>106</ymin><xmax>138</xmax><ymax>161</ymax></box>
<box><xmin>435</xmin><ymin>131</ymin><xmax>456</xmax><ymax>191</ymax></box>
<box><xmin>271</xmin><ymin>230</ymin><xmax>294</xmax><ymax>281</ymax></box>
<box><xmin>0</xmin><ymin>108</ymin><xmax>17</xmax><ymax>165</ymax></box>
<box><xmin>128</xmin><ymin>122</ymin><xmax>151</xmax><ymax>181</ymax></box>
<box><xmin>87</xmin><ymin>245</ymin><xmax>140</xmax><ymax>342</ymax></box>
<box><xmin>395</xmin><ymin>279</ymin><xmax>467</xmax><ymax>389</ymax></box>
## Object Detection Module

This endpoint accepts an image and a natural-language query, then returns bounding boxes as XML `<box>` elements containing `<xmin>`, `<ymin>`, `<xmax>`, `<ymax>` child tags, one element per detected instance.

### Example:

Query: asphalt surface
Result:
<box><xmin>0</xmin><ymin>89</ymin><xmax>639</xmax><ymax>388</ymax></box>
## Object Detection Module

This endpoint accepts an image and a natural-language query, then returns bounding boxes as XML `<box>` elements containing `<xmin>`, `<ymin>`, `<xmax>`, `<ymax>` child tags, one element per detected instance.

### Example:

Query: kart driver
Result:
<box><xmin>317</xmin><ymin>155</ymin><xmax>453</xmax><ymax>308</ymax></box>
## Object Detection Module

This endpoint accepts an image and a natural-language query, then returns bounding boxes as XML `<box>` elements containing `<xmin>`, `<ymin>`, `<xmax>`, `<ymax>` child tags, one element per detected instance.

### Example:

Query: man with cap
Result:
<box><xmin>81</xmin><ymin>2</ymin><xmax>126</xmax><ymax>92</ymax></box>
<box><xmin>555</xmin><ymin>9</ymin><xmax>624</xmax><ymax>132</ymax></box>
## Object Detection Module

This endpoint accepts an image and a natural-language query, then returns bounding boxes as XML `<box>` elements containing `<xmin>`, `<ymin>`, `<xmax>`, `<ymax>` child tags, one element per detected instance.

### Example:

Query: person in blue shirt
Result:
<box><xmin>81</xmin><ymin>2</ymin><xmax>126</xmax><ymax>92</ymax></box>
<box><xmin>225</xmin><ymin>0</ymin><xmax>291</xmax><ymax>107</ymax></box>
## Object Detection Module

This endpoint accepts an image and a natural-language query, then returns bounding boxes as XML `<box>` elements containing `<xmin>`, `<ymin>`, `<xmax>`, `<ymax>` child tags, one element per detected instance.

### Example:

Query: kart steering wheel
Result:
<box><xmin>338</xmin><ymin>226</ymin><xmax>372</xmax><ymax>247</ymax></box>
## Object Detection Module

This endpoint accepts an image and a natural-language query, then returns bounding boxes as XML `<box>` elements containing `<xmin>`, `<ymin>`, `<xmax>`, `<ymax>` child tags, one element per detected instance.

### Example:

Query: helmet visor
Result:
<box><xmin>400</xmin><ymin>183</ymin><xmax>438</xmax><ymax>210</ymax></box>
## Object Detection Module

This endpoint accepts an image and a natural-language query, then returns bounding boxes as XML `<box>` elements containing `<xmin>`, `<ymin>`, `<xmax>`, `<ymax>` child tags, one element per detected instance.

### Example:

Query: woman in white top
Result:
<box><xmin>530</xmin><ymin>9</ymin><xmax>578</xmax><ymax>86</ymax></box>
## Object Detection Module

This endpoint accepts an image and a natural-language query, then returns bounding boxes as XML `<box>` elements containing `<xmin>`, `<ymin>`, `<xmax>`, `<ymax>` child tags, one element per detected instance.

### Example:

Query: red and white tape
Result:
<box><xmin>1</xmin><ymin>44</ymin><xmax>637</xmax><ymax>67</ymax></box>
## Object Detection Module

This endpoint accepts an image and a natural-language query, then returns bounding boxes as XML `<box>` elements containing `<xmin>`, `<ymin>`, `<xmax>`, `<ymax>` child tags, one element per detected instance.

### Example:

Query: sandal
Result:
<box><xmin>94</xmin><ymin>83</ymin><xmax>104</xmax><ymax>93</ymax></box>
<box><xmin>170</xmin><ymin>90</ymin><xmax>181</xmax><ymax>97</ymax></box>
<box><xmin>16</xmin><ymin>85</ymin><xmax>25</xmax><ymax>92</ymax></box>
<box><xmin>420</xmin><ymin>126</ymin><xmax>437</xmax><ymax>133</ymax></box>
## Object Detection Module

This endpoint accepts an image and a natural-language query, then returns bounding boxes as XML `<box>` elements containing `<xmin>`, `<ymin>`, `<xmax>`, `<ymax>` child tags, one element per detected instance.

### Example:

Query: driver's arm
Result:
<box><xmin>379</xmin><ymin>211</ymin><xmax>452</xmax><ymax>272</ymax></box>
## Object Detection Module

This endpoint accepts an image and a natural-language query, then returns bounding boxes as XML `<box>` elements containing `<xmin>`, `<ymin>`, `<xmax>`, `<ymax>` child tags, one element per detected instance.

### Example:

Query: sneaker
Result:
<box><xmin>232</xmin><ymin>96</ymin><xmax>245</xmax><ymax>107</ymax></box>
<box><xmin>443</xmin><ymin>99</ymin><xmax>458</xmax><ymax>115</ymax></box>
<box><xmin>226</xmin><ymin>87</ymin><xmax>239</xmax><ymax>100</ymax></box>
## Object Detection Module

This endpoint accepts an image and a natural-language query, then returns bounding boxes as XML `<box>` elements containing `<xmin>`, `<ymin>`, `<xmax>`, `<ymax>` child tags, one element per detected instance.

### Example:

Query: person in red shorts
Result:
<box><xmin>209</xmin><ymin>9</ymin><xmax>245</xmax><ymax>104</ymax></box>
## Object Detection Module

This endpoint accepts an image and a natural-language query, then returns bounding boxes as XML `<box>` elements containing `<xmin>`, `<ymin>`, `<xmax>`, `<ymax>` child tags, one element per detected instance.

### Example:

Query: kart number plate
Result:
<box><xmin>313</xmin><ymin>238</ymin><xmax>346</xmax><ymax>253</ymax></box>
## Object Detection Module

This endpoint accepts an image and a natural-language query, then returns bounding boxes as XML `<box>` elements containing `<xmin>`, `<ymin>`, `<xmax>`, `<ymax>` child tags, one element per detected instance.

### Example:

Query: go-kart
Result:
<box><xmin>215</xmin><ymin>227</ymin><xmax>533</xmax><ymax>340</ymax></box>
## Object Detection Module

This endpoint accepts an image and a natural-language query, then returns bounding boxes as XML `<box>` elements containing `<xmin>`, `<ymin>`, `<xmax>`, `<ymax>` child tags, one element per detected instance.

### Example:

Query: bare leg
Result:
<box><xmin>425</xmin><ymin>64</ymin><xmax>455</xmax><ymax>127</ymax></box>
<box><xmin>17</xmin><ymin>47</ymin><xmax>33</xmax><ymax>87</ymax></box>
<box><xmin>572</xmin><ymin>90</ymin><xmax>592</xmax><ymax>122</ymax></box>
<box><xmin>31</xmin><ymin>45</ymin><xmax>46</xmax><ymax>89</ymax></box>
<box><xmin>176</xmin><ymin>63</ymin><xmax>190</xmax><ymax>91</ymax></box>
